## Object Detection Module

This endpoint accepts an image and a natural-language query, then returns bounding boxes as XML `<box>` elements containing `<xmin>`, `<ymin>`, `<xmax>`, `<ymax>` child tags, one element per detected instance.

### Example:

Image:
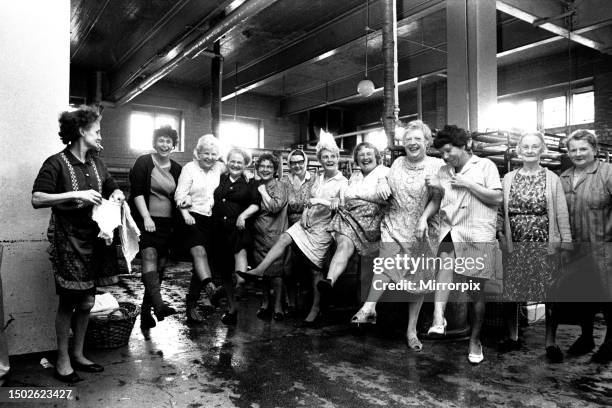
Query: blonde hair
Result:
<box><xmin>516</xmin><ymin>131</ymin><xmax>547</xmax><ymax>156</ymax></box>
<box><xmin>403</xmin><ymin>120</ymin><xmax>432</xmax><ymax>145</ymax></box>
<box><xmin>193</xmin><ymin>134</ymin><xmax>221</xmax><ymax>160</ymax></box>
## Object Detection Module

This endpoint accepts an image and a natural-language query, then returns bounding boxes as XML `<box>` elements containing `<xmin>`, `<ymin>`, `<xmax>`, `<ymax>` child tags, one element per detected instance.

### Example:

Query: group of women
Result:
<box><xmin>32</xmin><ymin>105</ymin><xmax>611</xmax><ymax>383</ymax></box>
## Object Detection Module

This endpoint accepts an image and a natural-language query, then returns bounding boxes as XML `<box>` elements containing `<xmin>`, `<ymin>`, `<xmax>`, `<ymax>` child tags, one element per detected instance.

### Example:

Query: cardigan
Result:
<box><xmin>501</xmin><ymin>168</ymin><xmax>572</xmax><ymax>254</ymax></box>
<box><xmin>128</xmin><ymin>153</ymin><xmax>182</xmax><ymax>223</ymax></box>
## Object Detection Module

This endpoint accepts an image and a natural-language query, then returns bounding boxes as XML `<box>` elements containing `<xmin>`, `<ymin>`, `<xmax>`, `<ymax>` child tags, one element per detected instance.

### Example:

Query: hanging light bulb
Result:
<box><xmin>358</xmin><ymin>78</ymin><xmax>375</xmax><ymax>97</ymax></box>
<box><xmin>357</xmin><ymin>0</ymin><xmax>375</xmax><ymax>97</ymax></box>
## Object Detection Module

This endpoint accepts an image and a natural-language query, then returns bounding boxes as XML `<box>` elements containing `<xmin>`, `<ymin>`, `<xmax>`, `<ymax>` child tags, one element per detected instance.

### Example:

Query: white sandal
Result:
<box><xmin>468</xmin><ymin>344</ymin><xmax>484</xmax><ymax>364</ymax></box>
<box><xmin>427</xmin><ymin>318</ymin><xmax>447</xmax><ymax>335</ymax></box>
<box><xmin>350</xmin><ymin>309</ymin><xmax>377</xmax><ymax>324</ymax></box>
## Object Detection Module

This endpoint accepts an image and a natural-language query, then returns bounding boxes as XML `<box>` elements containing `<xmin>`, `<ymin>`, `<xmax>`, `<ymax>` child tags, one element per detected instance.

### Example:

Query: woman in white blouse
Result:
<box><xmin>175</xmin><ymin>134</ymin><xmax>225</xmax><ymax>323</ymax></box>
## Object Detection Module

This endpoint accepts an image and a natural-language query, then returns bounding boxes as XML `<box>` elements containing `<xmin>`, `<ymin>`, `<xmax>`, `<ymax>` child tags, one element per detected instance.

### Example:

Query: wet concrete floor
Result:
<box><xmin>5</xmin><ymin>261</ymin><xmax>612</xmax><ymax>407</ymax></box>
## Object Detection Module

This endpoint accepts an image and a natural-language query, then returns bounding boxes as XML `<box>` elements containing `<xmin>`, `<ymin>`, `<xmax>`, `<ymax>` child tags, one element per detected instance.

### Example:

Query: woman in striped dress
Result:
<box><xmin>426</xmin><ymin>125</ymin><xmax>503</xmax><ymax>364</ymax></box>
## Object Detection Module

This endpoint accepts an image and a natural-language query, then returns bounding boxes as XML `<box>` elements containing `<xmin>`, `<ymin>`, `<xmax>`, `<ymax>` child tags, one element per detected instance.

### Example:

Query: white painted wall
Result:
<box><xmin>0</xmin><ymin>1</ymin><xmax>70</xmax><ymax>354</ymax></box>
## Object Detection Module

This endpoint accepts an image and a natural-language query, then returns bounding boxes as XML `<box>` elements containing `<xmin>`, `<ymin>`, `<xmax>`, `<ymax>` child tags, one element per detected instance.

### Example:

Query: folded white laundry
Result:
<box><xmin>90</xmin><ymin>292</ymin><xmax>120</xmax><ymax>316</ymax></box>
<box><xmin>92</xmin><ymin>199</ymin><xmax>122</xmax><ymax>245</ymax></box>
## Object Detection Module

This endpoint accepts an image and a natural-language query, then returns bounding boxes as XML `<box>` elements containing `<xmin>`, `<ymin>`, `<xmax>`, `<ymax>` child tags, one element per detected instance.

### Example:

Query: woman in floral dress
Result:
<box><xmin>499</xmin><ymin>131</ymin><xmax>572</xmax><ymax>362</ymax></box>
<box><xmin>351</xmin><ymin>120</ymin><xmax>444</xmax><ymax>351</ymax></box>
<box><xmin>317</xmin><ymin>142</ymin><xmax>389</xmax><ymax>292</ymax></box>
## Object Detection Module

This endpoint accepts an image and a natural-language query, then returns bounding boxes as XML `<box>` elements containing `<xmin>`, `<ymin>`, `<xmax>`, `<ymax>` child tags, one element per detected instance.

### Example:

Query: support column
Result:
<box><xmin>211</xmin><ymin>41</ymin><xmax>223</xmax><ymax>138</ymax></box>
<box><xmin>382</xmin><ymin>0</ymin><xmax>399</xmax><ymax>145</ymax></box>
<box><xmin>447</xmin><ymin>0</ymin><xmax>497</xmax><ymax>131</ymax></box>
<box><xmin>0</xmin><ymin>1</ymin><xmax>70</xmax><ymax>354</ymax></box>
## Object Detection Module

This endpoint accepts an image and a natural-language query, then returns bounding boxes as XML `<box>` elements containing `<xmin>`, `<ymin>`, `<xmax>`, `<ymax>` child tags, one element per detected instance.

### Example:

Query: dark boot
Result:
<box><xmin>186</xmin><ymin>274</ymin><xmax>205</xmax><ymax>323</ymax></box>
<box><xmin>140</xmin><ymin>297</ymin><xmax>156</xmax><ymax>329</ymax></box>
<box><xmin>142</xmin><ymin>271</ymin><xmax>176</xmax><ymax>321</ymax></box>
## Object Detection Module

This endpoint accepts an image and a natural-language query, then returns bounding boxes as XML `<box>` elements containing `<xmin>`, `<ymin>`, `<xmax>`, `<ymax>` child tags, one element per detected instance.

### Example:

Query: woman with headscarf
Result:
<box><xmin>239</xmin><ymin>131</ymin><xmax>348</xmax><ymax>327</ymax></box>
<box><xmin>281</xmin><ymin>149</ymin><xmax>315</xmax><ymax>316</ymax></box>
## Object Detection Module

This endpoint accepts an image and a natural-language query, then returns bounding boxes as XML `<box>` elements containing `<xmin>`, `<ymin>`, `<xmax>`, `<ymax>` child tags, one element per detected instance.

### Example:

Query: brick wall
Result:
<box><xmin>594</xmin><ymin>55</ymin><xmax>612</xmax><ymax>145</ymax></box>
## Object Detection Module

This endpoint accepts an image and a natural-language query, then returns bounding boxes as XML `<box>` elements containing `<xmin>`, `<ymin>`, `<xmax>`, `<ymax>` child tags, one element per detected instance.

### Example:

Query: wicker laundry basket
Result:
<box><xmin>85</xmin><ymin>302</ymin><xmax>140</xmax><ymax>349</ymax></box>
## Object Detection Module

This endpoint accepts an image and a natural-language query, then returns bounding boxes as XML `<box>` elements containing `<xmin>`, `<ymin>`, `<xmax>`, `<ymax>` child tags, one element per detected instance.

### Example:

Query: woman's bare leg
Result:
<box><xmin>55</xmin><ymin>296</ymin><xmax>75</xmax><ymax>375</ymax></box>
<box><xmin>191</xmin><ymin>245</ymin><xmax>212</xmax><ymax>281</ymax></box>
<box><xmin>353</xmin><ymin>272</ymin><xmax>391</xmax><ymax>318</ymax></box>
<box><xmin>249</xmin><ymin>233</ymin><xmax>294</xmax><ymax>276</ymax></box>
<box><xmin>305</xmin><ymin>269</ymin><xmax>323</xmax><ymax>322</ymax></box>
<box><xmin>71</xmin><ymin>295</ymin><xmax>95</xmax><ymax>365</ymax></box>
<box><xmin>326</xmin><ymin>235</ymin><xmax>355</xmax><ymax>285</ymax></box>
<box><xmin>407</xmin><ymin>295</ymin><xmax>425</xmax><ymax>340</ymax></box>
<box><xmin>432</xmin><ymin>251</ymin><xmax>454</xmax><ymax>327</ymax></box>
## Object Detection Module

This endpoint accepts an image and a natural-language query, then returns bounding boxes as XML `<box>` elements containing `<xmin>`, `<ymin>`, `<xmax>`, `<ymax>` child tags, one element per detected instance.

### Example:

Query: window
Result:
<box><xmin>495</xmin><ymin>100</ymin><xmax>537</xmax><ymax>132</ymax></box>
<box><xmin>130</xmin><ymin>108</ymin><xmax>183</xmax><ymax>151</ymax></box>
<box><xmin>364</xmin><ymin>129</ymin><xmax>387</xmax><ymax>151</ymax></box>
<box><xmin>542</xmin><ymin>96</ymin><xmax>566</xmax><ymax>129</ymax></box>
<box><xmin>220</xmin><ymin>116</ymin><xmax>263</xmax><ymax>148</ymax></box>
<box><xmin>571</xmin><ymin>91</ymin><xmax>594</xmax><ymax>125</ymax></box>
<box><xmin>497</xmin><ymin>87</ymin><xmax>594</xmax><ymax>135</ymax></box>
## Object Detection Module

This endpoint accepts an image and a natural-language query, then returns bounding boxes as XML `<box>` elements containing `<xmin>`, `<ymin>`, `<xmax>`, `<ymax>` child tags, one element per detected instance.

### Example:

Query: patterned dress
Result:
<box><xmin>286</xmin><ymin>172</ymin><xmax>348</xmax><ymax>269</ymax></box>
<box><xmin>252</xmin><ymin>179</ymin><xmax>289</xmax><ymax>277</ymax></box>
<box><xmin>503</xmin><ymin>169</ymin><xmax>553</xmax><ymax>301</ymax></box>
<box><xmin>281</xmin><ymin>172</ymin><xmax>315</xmax><ymax>226</ymax></box>
<box><xmin>379</xmin><ymin>155</ymin><xmax>445</xmax><ymax>292</ymax></box>
<box><xmin>33</xmin><ymin>148</ymin><xmax>120</xmax><ymax>294</ymax></box>
<box><xmin>328</xmin><ymin>165</ymin><xmax>389</xmax><ymax>255</ymax></box>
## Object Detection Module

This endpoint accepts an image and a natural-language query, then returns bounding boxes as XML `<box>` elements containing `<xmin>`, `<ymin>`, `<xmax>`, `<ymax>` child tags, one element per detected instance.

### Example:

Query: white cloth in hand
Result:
<box><xmin>92</xmin><ymin>199</ymin><xmax>122</xmax><ymax>245</ymax></box>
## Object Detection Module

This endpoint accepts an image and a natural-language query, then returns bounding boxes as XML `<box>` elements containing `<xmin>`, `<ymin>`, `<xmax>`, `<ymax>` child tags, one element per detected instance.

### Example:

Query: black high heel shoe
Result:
<box><xmin>296</xmin><ymin>313</ymin><xmax>322</xmax><ymax>328</ymax></box>
<box><xmin>236</xmin><ymin>270</ymin><xmax>261</xmax><ymax>283</ymax></box>
<box><xmin>71</xmin><ymin>361</ymin><xmax>104</xmax><ymax>373</ymax></box>
<box><xmin>54</xmin><ymin>369</ymin><xmax>83</xmax><ymax>384</ymax></box>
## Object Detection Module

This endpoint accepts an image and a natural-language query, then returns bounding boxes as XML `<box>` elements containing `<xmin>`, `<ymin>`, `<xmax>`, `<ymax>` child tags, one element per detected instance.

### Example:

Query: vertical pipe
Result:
<box><xmin>382</xmin><ymin>0</ymin><xmax>399</xmax><ymax>146</ymax></box>
<box><xmin>417</xmin><ymin>76</ymin><xmax>423</xmax><ymax>120</ymax></box>
<box><xmin>211</xmin><ymin>41</ymin><xmax>223</xmax><ymax>138</ymax></box>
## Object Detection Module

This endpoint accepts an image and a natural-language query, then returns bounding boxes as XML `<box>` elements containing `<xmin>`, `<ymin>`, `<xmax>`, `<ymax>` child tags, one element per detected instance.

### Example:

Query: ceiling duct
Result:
<box><xmin>116</xmin><ymin>0</ymin><xmax>279</xmax><ymax>105</ymax></box>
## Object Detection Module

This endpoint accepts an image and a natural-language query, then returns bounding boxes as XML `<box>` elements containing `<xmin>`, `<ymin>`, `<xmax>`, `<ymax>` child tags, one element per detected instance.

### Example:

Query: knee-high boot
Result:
<box><xmin>142</xmin><ymin>271</ymin><xmax>176</xmax><ymax>321</ymax></box>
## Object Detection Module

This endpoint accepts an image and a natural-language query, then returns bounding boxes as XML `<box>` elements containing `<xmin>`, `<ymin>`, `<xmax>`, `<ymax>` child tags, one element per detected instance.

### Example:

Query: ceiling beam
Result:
<box><xmin>114</xmin><ymin>0</ymin><xmax>279</xmax><ymax>105</ymax></box>
<box><xmin>281</xmin><ymin>47</ymin><xmax>446</xmax><ymax>115</ymax></box>
<box><xmin>212</xmin><ymin>0</ymin><xmax>446</xmax><ymax>104</ymax></box>
<box><xmin>70</xmin><ymin>0</ymin><xmax>112</xmax><ymax>60</ymax></box>
<box><xmin>107</xmin><ymin>0</ymin><xmax>238</xmax><ymax>102</ymax></box>
<box><xmin>496</xmin><ymin>0</ymin><xmax>610</xmax><ymax>53</ymax></box>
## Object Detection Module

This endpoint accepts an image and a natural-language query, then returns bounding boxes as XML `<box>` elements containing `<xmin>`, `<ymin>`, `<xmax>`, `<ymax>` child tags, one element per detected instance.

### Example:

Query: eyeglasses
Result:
<box><xmin>289</xmin><ymin>160</ymin><xmax>305</xmax><ymax>166</ymax></box>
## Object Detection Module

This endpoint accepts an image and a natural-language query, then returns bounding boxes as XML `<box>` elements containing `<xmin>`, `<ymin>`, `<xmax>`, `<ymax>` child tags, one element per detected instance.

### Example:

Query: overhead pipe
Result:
<box><xmin>116</xmin><ymin>0</ymin><xmax>278</xmax><ymax>105</ymax></box>
<box><xmin>381</xmin><ymin>0</ymin><xmax>399</xmax><ymax>147</ymax></box>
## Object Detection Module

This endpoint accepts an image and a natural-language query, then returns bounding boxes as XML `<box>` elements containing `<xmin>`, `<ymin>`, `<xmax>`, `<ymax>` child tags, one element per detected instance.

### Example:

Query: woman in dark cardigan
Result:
<box><xmin>128</xmin><ymin>125</ymin><xmax>182</xmax><ymax>329</ymax></box>
<box><xmin>32</xmin><ymin>106</ymin><xmax>125</xmax><ymax>383</ymax></box>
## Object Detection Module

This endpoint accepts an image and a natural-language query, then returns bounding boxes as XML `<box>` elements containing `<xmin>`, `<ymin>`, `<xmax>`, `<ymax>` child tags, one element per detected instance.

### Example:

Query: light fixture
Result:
<box><xmin>357</xmin><ymin>0</ymin><xmax>375</xmax><ymax>97</ymax></box>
